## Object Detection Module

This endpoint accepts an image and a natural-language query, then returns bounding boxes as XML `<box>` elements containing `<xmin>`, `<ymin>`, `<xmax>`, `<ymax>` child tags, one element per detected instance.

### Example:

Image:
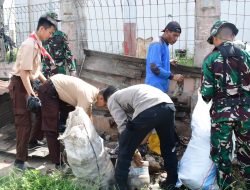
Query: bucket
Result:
<box><xmin>128</xmin><ymin>161</ymin><xmax>150</xmax><ymax>190</ymax></box>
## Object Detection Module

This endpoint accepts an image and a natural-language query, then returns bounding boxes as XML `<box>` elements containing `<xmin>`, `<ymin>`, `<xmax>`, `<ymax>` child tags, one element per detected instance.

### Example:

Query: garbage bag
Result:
<box><xmin>59</xmin><ymin>107</ymin><xmax>115</xmax><ymax>188</ymax></box>
<box><xmin>177</xmin><ymin>93</ymin><xmax>219</xmax><ymax>190</ymax></box>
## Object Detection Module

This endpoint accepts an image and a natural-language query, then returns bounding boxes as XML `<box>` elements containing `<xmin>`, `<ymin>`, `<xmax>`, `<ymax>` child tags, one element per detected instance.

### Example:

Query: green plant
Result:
<box><xmin>0</xmin><ymin>169</ymin><xmax>100</xmax><ymax>190</ymax></box>
<box><xmin>5</xmin><ymin>48</ymin><xmax>18</xmax><ymax>63</ymax></box>
<box><xmin>176</xmin><ymin>56</ymin><xmax>194</xmax><ymax>67</ymax></box>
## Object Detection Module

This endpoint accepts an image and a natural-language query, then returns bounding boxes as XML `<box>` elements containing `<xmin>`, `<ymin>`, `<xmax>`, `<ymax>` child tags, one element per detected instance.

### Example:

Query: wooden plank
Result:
<box><xmin>28</xmin><ymin>147</ymin><xmax>49</xmax><ymax>157</ymax></box>
<box><xmin>171</xmin><ymin>65</ymin><xmax>201</xmax><ymax>78</ymax></box>
<box><xmin>0</xmin><ymin>80</ymin><xmax>9</xmax><ymax>95</ymax></box>
<box><xmin>83</xmin><ymin>49</ymin><xmax>201</xmax><ymax>78</ymax></box>
<box><xmin>0</xmin><ymin>62</ymin><xmax>14</xmax><ymax>79</ymax></box>
<box><xmin>80</xmin><ymin>70</ymin><xmax>142</xmax><ymax>88</ymax></box>
<box><xmin>84</xmin><ymin>49</ymin><xmax>146</xmax><ymax>63</ymax></box>
<box><xmin>0</xmin><ymin>124</ymin><xmax>16</xmax><ymax>152</ymax></box>
<box><xmin>83</xmin><ymin>57</ymin><xmax>144</xmax><ymax>79</ymax></box>
<box><xmin>0</xmin><ymin>93</ymin><xmax>13</xmax><ymax>128</ymax></box>
<box><xmin>0</xmin><ymin>124</ymin><xmax>49</xmax><ymax>157</ymax></box>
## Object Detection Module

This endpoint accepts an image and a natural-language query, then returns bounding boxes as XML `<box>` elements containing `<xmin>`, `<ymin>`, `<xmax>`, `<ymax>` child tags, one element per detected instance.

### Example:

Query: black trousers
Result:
<box><xmin>115</xmin><ymin>102</ymin><xmax>178</xmax><ymax>187</ymax></box>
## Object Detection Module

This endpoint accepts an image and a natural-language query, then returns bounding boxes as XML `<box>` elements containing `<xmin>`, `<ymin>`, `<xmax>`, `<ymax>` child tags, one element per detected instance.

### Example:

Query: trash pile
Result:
<box><xmin>60</xmin><ymin>106</ymin><xmax>189</xmax><ymax>189</ymax></box>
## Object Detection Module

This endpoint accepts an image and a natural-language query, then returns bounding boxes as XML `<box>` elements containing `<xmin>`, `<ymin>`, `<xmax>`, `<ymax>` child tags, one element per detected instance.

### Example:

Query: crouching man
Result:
<box><xmin>96</xmin><ymin>84</ymin><xmax>178</xmax><ymax>190</ymax></box>
<box><xmin>38</xmin><ymin>74</ymin><xmax>103</xmax><ymax>169</ymax></box>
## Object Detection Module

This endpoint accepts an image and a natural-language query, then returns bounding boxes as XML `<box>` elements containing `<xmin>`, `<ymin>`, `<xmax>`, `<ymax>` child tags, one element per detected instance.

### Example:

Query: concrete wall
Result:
<box><xmin>60</xmin><ymin>0</ymin><xmax>88</xmax><ymax>65</ymax></box>
<box><xmin>194</xmin><ymin>0</ymin><xmax>221</xmax><ymax>67</ymax></box>
<box><xmin>0</xmin><ymin>0</ymin><xmax>5</xmax><ymax>62</ymax></box>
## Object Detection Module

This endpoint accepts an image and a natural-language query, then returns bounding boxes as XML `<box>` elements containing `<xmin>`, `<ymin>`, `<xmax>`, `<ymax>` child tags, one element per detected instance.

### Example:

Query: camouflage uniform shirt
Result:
<box><xmin>201</xmin><ymin>41</ymin><xmax>250</xmax><ymax>123</ymax></box>
<box><xmin>42</xmin><ymin>30</ymin><xmax>76</xmax><ymax>78</ymax></box>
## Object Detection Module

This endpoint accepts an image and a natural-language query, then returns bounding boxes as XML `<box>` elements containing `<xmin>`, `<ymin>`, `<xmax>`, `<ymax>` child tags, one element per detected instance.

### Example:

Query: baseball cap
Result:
<box><xmin>207</xmin><ymin>20</ymin><xmax>238</xmax><ymax>44</ymax></box>
<box><xmin>161</xmin><ymin>21</ymin><xmax>182</xmax><ymax>33</ymax></box>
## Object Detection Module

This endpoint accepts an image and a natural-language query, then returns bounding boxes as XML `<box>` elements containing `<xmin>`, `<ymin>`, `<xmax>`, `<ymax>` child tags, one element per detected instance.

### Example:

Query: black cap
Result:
<box><xmin>103</xmin><ymin>86</ymin><xmax>119</xmax><ymax>102</ymax></box>
<box><xmin>161</xmin><ymin>21</ymin><xmax>181</xmax><ymax>33</ymax></box>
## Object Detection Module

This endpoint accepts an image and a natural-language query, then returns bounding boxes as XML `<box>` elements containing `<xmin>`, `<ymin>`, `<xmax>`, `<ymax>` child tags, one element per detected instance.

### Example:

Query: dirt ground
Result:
<box><xmin>0</xmin><ymin>151</ymin><xmax>54</xmax><ymax>177</ymax></box>
<box><xmin>0</xmin><ymin>119</ymin><xmax>191</xmax><ymax>189</ymax></box>
<box><xmin>0</xmin><ymin>124</ymin><xmax>55</xmax><ymax>176</ymax></box>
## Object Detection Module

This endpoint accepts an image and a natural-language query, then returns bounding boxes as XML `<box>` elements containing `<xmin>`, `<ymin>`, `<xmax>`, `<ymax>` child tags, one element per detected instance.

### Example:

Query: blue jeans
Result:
<box><xmin>115</xmin><ymin>103</ymin><xmax>177</xmax><ymax>188</ymax></box>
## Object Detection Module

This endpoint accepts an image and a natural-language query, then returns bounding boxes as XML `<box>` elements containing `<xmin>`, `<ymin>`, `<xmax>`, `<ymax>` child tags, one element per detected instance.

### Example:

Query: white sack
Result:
<box><xmin>59</xmin><ymin>107</ymin><xmax>114</xmax><ymax>188</ymax></box>
<box><xmin>177</xmin><ymin>93</ymin><xmax>219</xmax><ymax>190</ymax></box>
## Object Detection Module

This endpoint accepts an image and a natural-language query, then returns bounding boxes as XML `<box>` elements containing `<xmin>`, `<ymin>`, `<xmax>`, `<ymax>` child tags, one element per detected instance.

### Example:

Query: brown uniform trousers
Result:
<box><xmin>8</xmin><ymin>76</ymin><xmax>43</xmax><ymax>161</ymax></box>
<box><xmin>38</xmin><ymin>79</ymin><xmax>74</xmax><ymax>164</ymax></box>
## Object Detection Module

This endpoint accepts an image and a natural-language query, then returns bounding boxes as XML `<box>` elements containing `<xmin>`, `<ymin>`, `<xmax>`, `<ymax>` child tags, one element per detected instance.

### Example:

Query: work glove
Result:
<box><xmin>27</xmin><ymin>95</ymin><xmax>41</xmax><ymax>113</ymax></box>
<box><xmin>32</xmin><ymin>79</ymin><xmax>41</xmax><ymax>92</ymax></box>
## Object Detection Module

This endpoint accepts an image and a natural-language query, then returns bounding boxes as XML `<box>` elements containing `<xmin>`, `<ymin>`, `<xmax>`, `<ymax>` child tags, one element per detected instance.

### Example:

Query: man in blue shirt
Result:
<box><xmin>145</xmin><ymin>21</ymin><xmax>184</xmax><ymax>92</ymax></box>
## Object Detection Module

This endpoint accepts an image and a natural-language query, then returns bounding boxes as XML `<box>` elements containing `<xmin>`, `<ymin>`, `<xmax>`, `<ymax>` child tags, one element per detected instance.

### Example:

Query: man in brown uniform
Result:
<box><xmin>38</xmin><ymin>74</ymin><xmax>102</xmax><ymax>169</ymax></box>
<box><xmin>8</xmin><ymin>15</ymin><xmax>56</xmax><ymax>170</ymax></box>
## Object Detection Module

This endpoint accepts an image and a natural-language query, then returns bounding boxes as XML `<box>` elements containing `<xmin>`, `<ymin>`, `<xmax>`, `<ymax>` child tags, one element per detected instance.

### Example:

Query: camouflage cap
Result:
<box><xmin>207</xmin><ymin>20</ymin><xmax>238</xmax><ymax>44</ymax></box>
<box><xmin>41</xmin><ymin>11</ymin><xmax>61</xmax><ymax>26</ymax></box>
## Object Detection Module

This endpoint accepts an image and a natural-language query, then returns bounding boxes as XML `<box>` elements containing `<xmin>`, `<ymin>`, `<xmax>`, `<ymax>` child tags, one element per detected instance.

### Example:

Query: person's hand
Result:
<box><xmin>173</xmin><ymin>74</ymin><xmax>184</xmax><ymax>82</ymax></box>
<box><xmin>170</xmin><ymin>59</ymin><xmax>178</xmax><ymax>66</ymax></box>
<box><xmin>27</xmin><ymin>95</ymin><xmax>41</xmax><ymax>113</ymax></box>
<box><xmin>30</xmin><ymin>90</ymin><xmax>37</xmax><ymax>97</ymax></box>
<box><xmin>133</xmin><ymin>150</ymin><xmax>143</xmax><ymax>167</ymax></box>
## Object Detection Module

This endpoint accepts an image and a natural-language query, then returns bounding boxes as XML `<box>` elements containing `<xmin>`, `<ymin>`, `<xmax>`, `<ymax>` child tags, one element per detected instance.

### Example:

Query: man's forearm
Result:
<box><xmin>20</xmin><ymin>70</ymin><xmax>35</xmax><ymax>96</ymax></box>
<box><xmin>38</xmin><ymin>71</ymin><xmax>47</xmax><ymax>83</ymax></box>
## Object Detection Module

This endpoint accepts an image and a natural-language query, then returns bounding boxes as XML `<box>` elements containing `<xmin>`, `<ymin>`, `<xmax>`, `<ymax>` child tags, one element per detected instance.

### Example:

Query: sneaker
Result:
<box><xmin>55</xmin><ymin>163</ymin><xmax>71</xmax><ymax>174</ymax></box>
<box><xmin>14</xmin><ymin>161</ymin><xmax>35</xmax><ymax>171</ymax></box>
<box><xmin>28</xmin><ymin>140</ymin><xmax>46</xmax><ymax>151</ymax></box>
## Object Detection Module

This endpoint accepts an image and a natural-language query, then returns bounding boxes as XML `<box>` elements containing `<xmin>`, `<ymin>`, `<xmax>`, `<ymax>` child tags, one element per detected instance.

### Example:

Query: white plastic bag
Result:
<box><xmin>59</xmin><ymin>107</ymin><xmax>115</xmax><ymax>188</ymax></box>
<box><xmin>128</xmin><ymin>161</ymin><xmax>150</xmax><ymax>190</ymax></box>
<box><xmin>177</xmin><ymin>93</ymin><xmax>219</xmax><ymax>190</ymax></box>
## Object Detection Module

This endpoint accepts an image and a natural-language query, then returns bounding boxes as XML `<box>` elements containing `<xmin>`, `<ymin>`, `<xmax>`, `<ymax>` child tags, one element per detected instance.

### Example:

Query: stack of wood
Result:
<box><xmin>0</xmin><ymin>80</ymin><xmax>9</xmax><ymax>95</ymax></box>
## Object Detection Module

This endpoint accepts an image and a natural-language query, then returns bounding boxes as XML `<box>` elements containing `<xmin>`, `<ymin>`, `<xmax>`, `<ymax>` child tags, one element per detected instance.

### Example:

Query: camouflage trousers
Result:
<box><xmin>211</xmin><ymin>120</ymin><xmax>250</xmax><ymax>190</ymax></box>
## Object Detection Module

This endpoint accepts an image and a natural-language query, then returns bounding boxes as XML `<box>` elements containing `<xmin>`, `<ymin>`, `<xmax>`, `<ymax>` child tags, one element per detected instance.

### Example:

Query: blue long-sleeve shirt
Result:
<box><xmin>145</xmin><ymin>38</ymin><xmax>172</xmax><ymax>92</ymax></box>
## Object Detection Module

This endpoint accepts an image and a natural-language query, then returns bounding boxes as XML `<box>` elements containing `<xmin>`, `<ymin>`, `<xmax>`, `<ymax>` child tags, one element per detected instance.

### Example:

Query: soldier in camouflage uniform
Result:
<box><xmin>42</xmin><ymin>12</ymin><xmax>77</xmax><ymax>78</ymax></box>
<box><xmin>201</xmin><ymin>20</ymin><xmax>250</xmax><ymax>190</ymax></box>
<box><xmin>42</xmin><ymin>12</ymin><xmax>76</xmax><ymax>132</ymax></box>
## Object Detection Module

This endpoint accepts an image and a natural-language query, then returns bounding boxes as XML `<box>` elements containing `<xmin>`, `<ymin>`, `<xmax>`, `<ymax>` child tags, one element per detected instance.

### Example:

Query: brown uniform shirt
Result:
<box><xmin>50</xmin><ymin>74</ymin><xmax>99</xmax><ymax>113</ymax></box>
<box><xmin>11</xmin><ymin>33</ymin><xmax>42</xmax><ymax>79</ymax></box>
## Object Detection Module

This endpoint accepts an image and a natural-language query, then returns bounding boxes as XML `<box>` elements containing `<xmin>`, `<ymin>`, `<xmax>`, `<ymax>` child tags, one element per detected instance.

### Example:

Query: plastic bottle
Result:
<box><xmin>128</xmin><ymin>161</ymin><xmax>150</xmax><ymax>190</ymax></box>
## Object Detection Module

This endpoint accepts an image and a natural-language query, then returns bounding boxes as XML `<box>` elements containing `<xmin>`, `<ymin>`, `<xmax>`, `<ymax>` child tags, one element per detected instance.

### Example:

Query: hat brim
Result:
<box><xmin>207</xmin><ymin>36</ymin><xmax>214</xmax><ymax>44</ymax></box>
<box><xmin>161</xmin><ymin>28</ymin><xmax>181</xmax><ymax>33</ymax></box>
<box><xmin>207</xmin><ymin>22</ymin><xmax>238</xmax><ymax>45</ymax></box>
